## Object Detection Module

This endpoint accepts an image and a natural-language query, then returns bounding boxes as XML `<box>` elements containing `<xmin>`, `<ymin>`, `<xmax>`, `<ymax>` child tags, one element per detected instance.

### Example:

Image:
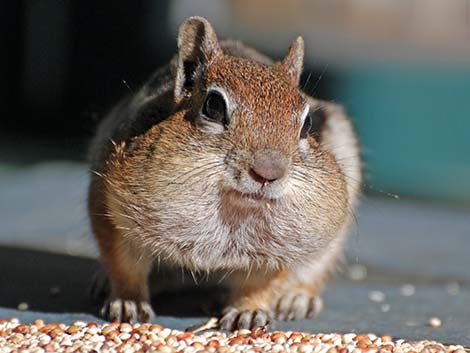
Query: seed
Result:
<box><xmin>229</xmin><ymin>337</ymin><xmax>246</xmax><ymax>345</ymax></box>
<box><xmin>120</xmin><ymin>333</ymin><xmax>131</xmax><ymax>340</ymax></box>
<box><xmin>357</xmin><ymin>340</ymin><xmax>370</xmax><ymax>348</ymax></box>
<box><xmin>72</xmin><ymin>321</ymin><xmax>86</xmax><ymax>327</ymax></box>
<box><xmin>34</xmin><ymin>320</ymin><xmax>45</xmax><ymax>328</ymax></box>
<box><xmin>0</xmin><ymin>319</ymin><xmax>463</xmax><ymax>353</ymax></box>
<box><xmin>380</xmin><ymin>304</ymin><xmax>391</xmax><ymax>313</ymax></box>
<box><xmin>65</xmin><ymin>325</ymin><xmax>79</xmax><ymax>334</ymax></box>
<box><xmin>428</xmin><ymin>317</ymin><xmax>443</xmax><ymax>328</ymax></box>
<box><xmin>446</xmin><ymin>282</ymin><xmax>460</xmax><ymax>296</ymax></box>
<box><xmin>298</xmin><ymin>344</ymin><xmax>314</xmax><ymax>353</ymax></box>
<box><xmin>150</xmin><ymin>324</ymin><xmax>164</xmax><ymax>332</ymax></box>
<box><xmin>348</xmin><ymin>264</ymin><xmax>367</xmax><ymax>281</ymax></box>
<box><xmin>157</xmin><ymin>346</ymin><xmax>173</xmax><ymax>353</ymax></box>
<box><xmin>272</xmin><ymin>332</ymin><xmax>287</xmax><ymax>344</ymax></box>
<box><xmin>13</xmin><ymin>325</ymin><xmax>30</xmax><ymax>334</ymax></box>
<box><xmin>400</xmin><ymin>284</ymin><xmax>415</xmax><ymax>296</ymax></box>
<box><xmin>343</xmin><ymin>333</ymin><xmax>356</xmax><ymax>343</ymax></box>
<box><xmin>177</xmin><ymin>332</ymin><xmax>192</xmax><ymax>340</ymax></box>
<box><xmin>49</xmin><ymin>286</ymin><xmax>61</xmax><ymax>296</ymax></box>
<box><xmin>49</xmin><ymin>328</ymin><xmax>64</xmax><ymax>338</ymax></box>
<box><xmin>44</xmin><ymin>344</ymin><xmax>55</xmax><ymax>352</ymax></box>
<box><xmin>17</xmin><ymin>302</ymin><xmax>29</xmax><ymax>311</ymax></box>
<box><xmin>120</xmin><ymin>323</ymin><xmax>133</xmax><ymax>333</ymax></box>
<box><xmin>368</xmin><ymin>291</ymin><xmax>385</xmax><ymax>303</ymax></box>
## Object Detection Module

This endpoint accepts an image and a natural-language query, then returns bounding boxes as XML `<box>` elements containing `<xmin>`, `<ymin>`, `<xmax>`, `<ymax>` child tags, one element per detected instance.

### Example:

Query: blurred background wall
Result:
<box><xmin>1</xmin><ymin>0</ymin><xmax>469</xmax><ymax>204</ymax></box>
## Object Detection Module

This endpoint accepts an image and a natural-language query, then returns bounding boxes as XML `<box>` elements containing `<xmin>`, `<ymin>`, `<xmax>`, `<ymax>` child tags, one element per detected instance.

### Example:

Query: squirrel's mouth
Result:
<box><xmin>224</xmin><ymin>188</ymin><xmax>276</xmax><ymax>209</ymax></box>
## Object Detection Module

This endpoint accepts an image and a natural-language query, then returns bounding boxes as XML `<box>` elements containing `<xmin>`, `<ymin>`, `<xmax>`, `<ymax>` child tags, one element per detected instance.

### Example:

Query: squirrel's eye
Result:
<box><xmin>300</xmin><ymin>113</ymin><xmax>312</xmax><ymax>139</ymax></box>
<box><xmin>202</xmin><ymin>91</ymin><xmax>227</xmax><ymax>125</ymax></box>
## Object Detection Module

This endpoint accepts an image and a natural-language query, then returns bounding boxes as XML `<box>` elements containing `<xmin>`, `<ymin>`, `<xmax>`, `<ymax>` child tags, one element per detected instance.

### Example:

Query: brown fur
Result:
<box><xmin>88</xmin><ymin>16</ymin><xmax>361</xmax><ymax>328</ymax></box>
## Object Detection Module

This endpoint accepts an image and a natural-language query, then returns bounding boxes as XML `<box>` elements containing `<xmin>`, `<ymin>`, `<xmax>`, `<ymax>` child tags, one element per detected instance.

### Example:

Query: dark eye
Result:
<box><xmin>300</xmin><ymin>113</ymin><xmax>312</xmax><ymax>139</ymax></box>
<box><xmin>202</xmin><ymin>91</ymin><xmax>227</xmax><ymax>125</ymax></box>
<box><xmin>300</xmin><ymin>107</ymin><xmax>327</xmax><ymax>141</ymax></box>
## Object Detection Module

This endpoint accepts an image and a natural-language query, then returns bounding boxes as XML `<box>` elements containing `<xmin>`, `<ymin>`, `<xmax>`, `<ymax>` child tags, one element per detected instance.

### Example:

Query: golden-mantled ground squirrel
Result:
<box><xmin>88</xmin><ymin>16</ymin><xmax>361</xmax><ymax>330</ymax></box>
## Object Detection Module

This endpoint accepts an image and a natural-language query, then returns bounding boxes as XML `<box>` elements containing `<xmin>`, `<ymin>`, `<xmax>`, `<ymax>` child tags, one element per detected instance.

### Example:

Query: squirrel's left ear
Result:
<box><xmin>277</xmin><ymin>36</ymin><xmax>304</xmax><ymax>86</ymax></box>
<box><xmin>175</xmin><ymin>17</ymin><xmax>223</xmax><ymax>103</ymax></box>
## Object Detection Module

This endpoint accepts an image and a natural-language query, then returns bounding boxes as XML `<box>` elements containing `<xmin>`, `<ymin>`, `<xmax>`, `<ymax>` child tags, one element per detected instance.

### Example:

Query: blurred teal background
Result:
<box><xmin>335</xmin><ymin>66</ymin><xmax>470</xmax><ymax>203</ymax></box>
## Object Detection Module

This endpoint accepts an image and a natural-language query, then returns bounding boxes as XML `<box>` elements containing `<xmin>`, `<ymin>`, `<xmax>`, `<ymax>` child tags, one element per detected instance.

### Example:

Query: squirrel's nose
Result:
<box><xmin>249</xmin><ymin>151</ymin><xmax>287</xmax><ymax>184</ymax></box>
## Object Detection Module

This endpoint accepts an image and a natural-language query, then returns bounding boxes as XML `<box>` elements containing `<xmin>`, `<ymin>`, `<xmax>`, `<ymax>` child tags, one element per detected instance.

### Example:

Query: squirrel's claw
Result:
<box><xmin>219</xmin><ymin>307</ymin><xmax>273</xmax><ymax>331</ymax></box>
<box><xmin>100</xmin><ymin>298</ymin><xmax>155</xmax><ymax>323</ymax></box>
<box><xmin>274</xmin><ymin>293</ymin><xmax>323</xmax><ymax>321</ymax></box>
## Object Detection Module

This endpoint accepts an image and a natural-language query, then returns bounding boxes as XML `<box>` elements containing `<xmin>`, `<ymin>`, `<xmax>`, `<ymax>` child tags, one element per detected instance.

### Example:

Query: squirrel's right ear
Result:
<box><xmin>174</xmin><ymin>17</ymin><xmax>222</xmax><ymax>103</ymax></box>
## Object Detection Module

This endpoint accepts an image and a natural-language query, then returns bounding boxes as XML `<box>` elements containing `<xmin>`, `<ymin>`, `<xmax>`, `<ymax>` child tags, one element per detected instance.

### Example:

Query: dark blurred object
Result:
<box><xmin>1</xmin><ymin>0</ymin><xmax>173</xmax><ymax>140</ymax></box>
<box><xmin>0</xmin><ymin>1</ymin><xmax>330</xmax><ymax>162</ymax></box>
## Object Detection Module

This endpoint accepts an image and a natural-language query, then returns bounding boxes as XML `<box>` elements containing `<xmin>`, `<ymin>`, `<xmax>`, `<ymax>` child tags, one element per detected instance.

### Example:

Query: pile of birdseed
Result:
<box><xmin>0</xmin><ymin>318</ymin><xmax>466</xmax><ymax>353</ymax></box>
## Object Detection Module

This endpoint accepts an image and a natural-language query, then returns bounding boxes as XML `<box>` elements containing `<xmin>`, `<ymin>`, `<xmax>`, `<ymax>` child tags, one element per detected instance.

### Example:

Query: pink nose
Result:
<box><xmin>249</xmin><ymin>151</ymin><xmax>287</xmax><ymax>184</ymax></box>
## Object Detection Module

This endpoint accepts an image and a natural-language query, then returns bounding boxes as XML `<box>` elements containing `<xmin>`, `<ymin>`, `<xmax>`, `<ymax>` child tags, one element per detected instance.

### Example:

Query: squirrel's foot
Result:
<box><xmin>100</xmin><ymin>298</ymin><xmax>155</xmax><ymax>323</ymax></box>
<box><xmin>219</xmin><ymin>307</ymin><xmax>273</xmax><ymax>331</ymax></box>
<box><xmin>274</xmin><ymin>293</ymin><xmax>323</xmax><ymax>321</ymax></box>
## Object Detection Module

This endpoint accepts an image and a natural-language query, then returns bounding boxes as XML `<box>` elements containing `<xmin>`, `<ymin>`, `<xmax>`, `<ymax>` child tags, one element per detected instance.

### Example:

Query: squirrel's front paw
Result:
<box><xmin>100</xmin><ymin>298</ymin><xmax>155</xmax><ymax>323</ymax></box>
<box><xmin>274</xmin><ymin>293</ymin><xmax>323</xmax><ymax>321</ymax></box>
<box><xmin>219</xmin><ymin>307</ymin><xmax>273</xmax><ymax>331</ymax></box>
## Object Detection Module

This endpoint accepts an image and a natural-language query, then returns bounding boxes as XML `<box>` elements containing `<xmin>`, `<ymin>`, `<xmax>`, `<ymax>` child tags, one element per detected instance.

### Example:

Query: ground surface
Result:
<box><xmin>1</xmin><ymin>162</ymin><xmax>469</xmax><ymax>344</ymax></box>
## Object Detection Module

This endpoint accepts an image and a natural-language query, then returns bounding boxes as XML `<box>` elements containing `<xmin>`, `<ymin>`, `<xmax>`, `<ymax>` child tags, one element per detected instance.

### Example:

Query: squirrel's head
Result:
<box><xmin>174</xmin><ymin>17</ymin><xmax>322</xmax><ymax>204</ymax></box>
<box><xmin>103</xmin><ymin>17</ymin><xmax>352</xmax><ymax>270</ymax></box>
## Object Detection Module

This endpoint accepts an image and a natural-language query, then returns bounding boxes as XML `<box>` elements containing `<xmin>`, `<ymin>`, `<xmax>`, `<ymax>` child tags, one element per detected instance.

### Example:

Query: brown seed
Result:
<box><xmin>49</xmin><ymin>328</ymin><xmax>64</xmax><ymax>339</ymax></box>
<box><xmin>208</xmin><ymin>339</ymin><xmax>220</xmax><ymax>347</ymax></box>
<box><xmin>34</xmin><ymin>320</ymin><xmax>45</xmax><ymax>328</ymax></box>
<box><xmin>102</xmin><ymin>326</ymin><xmax>115</xmax><ymax>336</ymax></box>
<box><xmin>251</xmin><ymin>326</ymin><xmax>267</xmax><ymax>338</ymax></box>
<box><xmin>13</xmin><ymin>325</ymin><xmax>30</xmax><ymax>334</ymax></box>
<box><xmin>290</xmin><ymin>332</ymin><xmax>304</xmax><ymax>340</ymax></box>
<box><xmin>150</xmin><ymin>324</ymin><xmax>164</xmax><ymax>332</ymax></box>
<box><xmin>229</xmin><ymin>337</ymin><xmax>246</xmax><ymax>345</ymax></box>
<box><xmin>65</xmin><ymin>325</ymin><xmax>79</xmax><ymax>334</ymax></box>
<box><xmin>357</xmin><ymin>340</ymin><xmax>371</xmax><ymax>348</ymax></box>
<box><xmin>41</xmin><ymin>324</ymin><xmax>56</xmax><ymax>334</ymax></box>
<box><xmin>272</xmin><ymin>332</ymin><xmax>287</xmax><ymax>344</ymax></box>
<box><xmin>191</xmin><ymin>342</ymin><xmax>205</xmax><ymax>349</ymax></box>
<box><xmin>177</xmin><ymin>332</ymin><xmax>192</xmax><ymax>340</ymax></box>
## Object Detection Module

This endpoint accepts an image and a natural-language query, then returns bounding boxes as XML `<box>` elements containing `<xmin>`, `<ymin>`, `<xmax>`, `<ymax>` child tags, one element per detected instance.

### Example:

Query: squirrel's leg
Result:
<box><xmin>272</xmin><ymin>275</ymin><xmax>324</xmax><ymax>322</ymax></box>
<box><xmin>220</xmin><ymin>270</ymin><xmax>287</xmax><ymax>330</ymax></box>
<box><xmin>221</xmin><ymin>253</ymin><xmax>337</xmax><ymax>329</ymax></box>
<box><xmin>88</xmin><ymin>176</ymin><xmax>155</xmax><ymax>323</ymax></box>
<box><xmin>272</xmin><ymin>252</ymin><xmax>341</xmax><ymax>322</ymax></box>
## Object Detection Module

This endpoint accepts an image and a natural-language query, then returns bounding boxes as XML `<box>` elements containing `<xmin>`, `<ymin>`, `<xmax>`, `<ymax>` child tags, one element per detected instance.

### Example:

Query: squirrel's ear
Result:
<box><xmin>277</xmin><ymin>36</ymin><xmax>304</xmax><ymax>86</ymax></box>
<box><xmin>175</xmin><ymin>17</ymin><xmax>222</xmax><ymax>103</ymax></box>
